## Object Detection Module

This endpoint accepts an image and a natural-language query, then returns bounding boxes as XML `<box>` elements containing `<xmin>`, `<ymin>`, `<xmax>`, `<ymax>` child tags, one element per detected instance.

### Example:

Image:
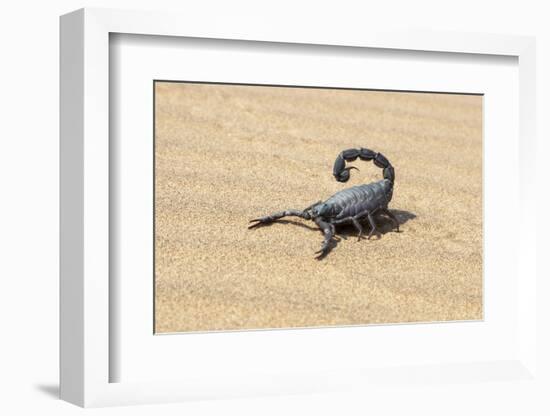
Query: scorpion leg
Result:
<box><xmin>314</xmin><ymin>217</ymin><xmax>334</xmax><ymax>259</ymax></box>
<box><xmin>248</xmin><ymin>209</ymin><xmax>311</xmax><ymax>229</ymax></box>
<box><xmin>366</xmin><ymin>213</ymin><xmax>379</xmax><ymax>240</ymax></box>
<box><xmin>380</xmin><ymin>208</ymin><xmax>400</xmax><ymax>232</ymax></box>
<box><xmin>329</xmin><ymin>216</ymin><xmax>364</xmax><ymax>241</ymax></box>
<box><xmin>351</xmin><ymin>209</ymin><xmax>375</xmax><ymax>240</ymax></box>
<box><xmin>351</xmin><ymin>218</ymin><xmax>364</xmax><ymax>241</ymax></box>
<box><xmin>332</xmin><ymin>210</ymin><xmax>369</xmax><ymax>241</ymax></box>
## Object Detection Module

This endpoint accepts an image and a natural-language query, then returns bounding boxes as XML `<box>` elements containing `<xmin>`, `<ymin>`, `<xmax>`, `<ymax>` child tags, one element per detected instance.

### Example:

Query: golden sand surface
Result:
<box><xmin>154</xmin><ymin>82</ymin><xmax>482</xmax><ymax>333</ymax></box>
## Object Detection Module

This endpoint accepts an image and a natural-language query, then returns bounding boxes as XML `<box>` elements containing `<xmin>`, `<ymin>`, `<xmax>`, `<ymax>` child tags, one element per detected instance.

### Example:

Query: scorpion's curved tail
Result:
<box><xmin>332</xmin><ymin>148</ymin><xmax>395</xmax><ymax>184</ymax></box>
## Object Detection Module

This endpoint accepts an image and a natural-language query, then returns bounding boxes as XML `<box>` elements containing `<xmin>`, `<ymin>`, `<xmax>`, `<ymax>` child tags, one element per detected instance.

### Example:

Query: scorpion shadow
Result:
<box><xmin>315</xmin><ymin>209</ymin><xmax>417</xmax><ymax>259</ymax></box>
<box><xmin>337</xmin><ymin>209</ymin><xmax>416</xmax><ymax>238</ymax></box>
<box><xmin>315</xmin><ymin>209</ymin><xmax>416</xmax><ymax>259</ymax></box>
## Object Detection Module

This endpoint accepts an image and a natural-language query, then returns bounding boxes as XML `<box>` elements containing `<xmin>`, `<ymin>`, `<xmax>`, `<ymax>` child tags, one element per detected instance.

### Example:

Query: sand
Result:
<box><xmin>154</xmin><ymin>82</ymin><xmax>483</xmax><ymax>333</ymax></box>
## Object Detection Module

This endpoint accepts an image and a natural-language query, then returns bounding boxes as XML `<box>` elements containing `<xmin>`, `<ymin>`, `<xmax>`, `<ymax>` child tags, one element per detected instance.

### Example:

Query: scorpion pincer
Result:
<box><xmin>248</xmin><ymin>147</ymin><xmax>400</xmax><ymax>258</ymax></box>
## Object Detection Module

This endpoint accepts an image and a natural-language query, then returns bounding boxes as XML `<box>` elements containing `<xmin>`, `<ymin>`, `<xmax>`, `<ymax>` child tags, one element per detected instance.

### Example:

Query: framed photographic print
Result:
<box><xmin>60</xmin><ymin>7</ymin><xmax>540</xmax><ymax>409</ymax></box>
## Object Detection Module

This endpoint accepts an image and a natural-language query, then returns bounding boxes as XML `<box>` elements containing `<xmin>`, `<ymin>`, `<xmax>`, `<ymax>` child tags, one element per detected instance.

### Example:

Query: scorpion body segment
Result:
<box><xmin>249</xmin><ymin>147</ymin><xmax>399</xmax><ymax>258</ymax></box>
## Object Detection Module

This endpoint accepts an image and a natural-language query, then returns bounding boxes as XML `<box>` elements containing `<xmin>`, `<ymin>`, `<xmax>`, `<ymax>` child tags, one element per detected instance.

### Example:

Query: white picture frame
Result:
<box><xmin>60</xmin><ymin>7</ymin><xmax>539</xmax><ymax>408</ymax></box>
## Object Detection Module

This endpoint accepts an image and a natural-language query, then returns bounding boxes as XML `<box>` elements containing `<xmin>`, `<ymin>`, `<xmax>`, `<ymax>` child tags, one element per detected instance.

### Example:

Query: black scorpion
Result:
<box><xmin>248</xmin><ymin>148</ymin><xmax>399</xmax><ymax>258</ymax></box>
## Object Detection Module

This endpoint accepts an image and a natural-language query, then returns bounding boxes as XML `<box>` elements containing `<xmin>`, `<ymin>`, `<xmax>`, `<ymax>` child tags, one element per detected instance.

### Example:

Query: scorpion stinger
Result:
<box><xmin>333</xmin><ymin>148</ymin><xmax>395</xmax><ymax>184</ymax></box>
<box><xmin>249</xmin><ymin>147</ymin><xmax>400</xmax><ymax>258</ymax></box>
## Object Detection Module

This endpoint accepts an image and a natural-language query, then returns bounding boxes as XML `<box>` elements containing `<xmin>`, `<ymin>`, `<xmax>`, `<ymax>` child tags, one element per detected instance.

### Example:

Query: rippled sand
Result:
<box><xmin>154</xmin><ymin>82</ymin><xmax>482</xmax><ymax>333</ymax></box>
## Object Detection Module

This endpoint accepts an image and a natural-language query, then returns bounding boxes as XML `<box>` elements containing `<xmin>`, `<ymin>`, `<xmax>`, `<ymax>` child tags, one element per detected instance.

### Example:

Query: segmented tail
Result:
<box><xmin>333</xmin><ymin>148</ymin><xmax>395</xmax><ymax>184</ymax></box>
